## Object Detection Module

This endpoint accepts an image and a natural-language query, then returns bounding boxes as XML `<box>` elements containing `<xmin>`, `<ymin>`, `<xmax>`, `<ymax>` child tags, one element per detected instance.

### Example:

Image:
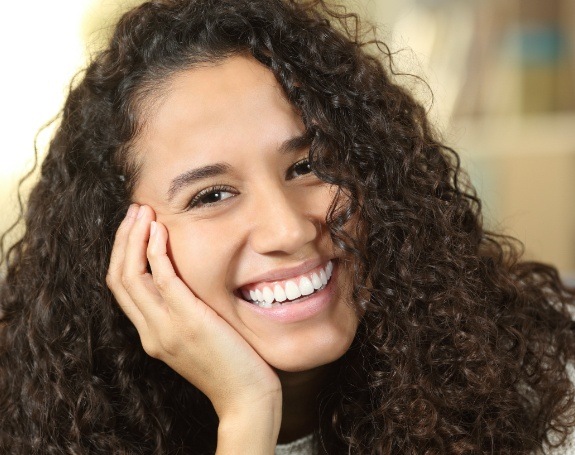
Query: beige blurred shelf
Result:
<box><xmin>445</xmin><ymin>112</ymin><xmax>575</xmax><ymax>273</ymax></box>
<box><xmin>450</xmin><ymin>113</ymin><xmax>575</xmax><ymax>157</ymax></box>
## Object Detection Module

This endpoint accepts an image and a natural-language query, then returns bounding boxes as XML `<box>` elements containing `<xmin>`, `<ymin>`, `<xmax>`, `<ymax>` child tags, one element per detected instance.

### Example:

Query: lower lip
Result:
<box><xmin>238</xmin><ymin>262</ymin><xmax>338</xmax><ymax>323</ymax></box>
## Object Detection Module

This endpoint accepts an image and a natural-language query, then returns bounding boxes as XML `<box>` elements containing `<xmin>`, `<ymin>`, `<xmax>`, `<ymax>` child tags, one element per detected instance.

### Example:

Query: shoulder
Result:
<box><xmin>547</xmin><ymin>363</ymin><xmax>575</xmax><ymax>454</ymax></box>
<box><xmin>275</xmin><ymin>434</ymin><xmax>315</xmax><ymax>455</ymax></box>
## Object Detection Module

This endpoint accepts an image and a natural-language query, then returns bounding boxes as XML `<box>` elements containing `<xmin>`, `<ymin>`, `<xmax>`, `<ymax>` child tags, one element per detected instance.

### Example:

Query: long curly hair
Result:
<box><xmin>1</xmin><ymin>0</ymin><xmax>574</xmax><ymax>453</ymax></box>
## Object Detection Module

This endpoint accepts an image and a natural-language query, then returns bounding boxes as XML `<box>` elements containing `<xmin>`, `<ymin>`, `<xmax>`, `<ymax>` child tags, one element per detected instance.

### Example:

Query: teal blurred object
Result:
<box><xmin>502</xmin><ymin>25</ymin><xmax>566</xmax><ymax>64</ymax></box>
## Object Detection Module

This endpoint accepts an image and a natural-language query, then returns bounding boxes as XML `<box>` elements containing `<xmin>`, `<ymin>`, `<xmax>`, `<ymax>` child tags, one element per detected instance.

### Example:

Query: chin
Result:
<box><xmin>259</xmin><ymin>326</ymin><xmax>357</xmax><ymax>373</ymax></box>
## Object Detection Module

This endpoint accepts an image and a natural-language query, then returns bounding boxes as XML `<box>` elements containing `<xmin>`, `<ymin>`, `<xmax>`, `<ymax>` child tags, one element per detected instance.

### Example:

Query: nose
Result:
<box><xmin>248</xmin><ymin>185</ymin><xmax>319</xmax><ymax>255</ymax></box>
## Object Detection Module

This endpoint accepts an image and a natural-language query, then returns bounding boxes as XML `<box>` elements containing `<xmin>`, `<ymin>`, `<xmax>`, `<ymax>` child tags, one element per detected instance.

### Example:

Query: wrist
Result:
<box><xmin>216</xmin><ymin>390</ymin><xmax>282</xmax><ymax>454</ymax></box>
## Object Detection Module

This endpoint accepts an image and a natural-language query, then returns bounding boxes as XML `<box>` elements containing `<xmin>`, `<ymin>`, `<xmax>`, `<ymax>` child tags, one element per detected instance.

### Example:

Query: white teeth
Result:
<box><xmin>311</xmin><ymin>273</ymin><xmax>322</xmax><ymax>290</ymax></box>
<box><xmin>299</xmin><ymin>277</ymin><xmax>314</xmax><ymax>295</ymax></box>
<box><xmin>242</xmin><ymin>260</ymin><xmax>335</xmax><ymax>306</ymax></box>
<box><xmin>285</xmin><ymin>280</ymin><xmax>301</xmax><ymax>300</ymax></box>
<box><xmin>262</xmin><ymin>287</ymin><xmax>275</xmax><ymax>305</ymax></box>
<box><xmin>274</xmin><ymin>284</ymin><xmax>287</xmax><ymax>302</ymax></box>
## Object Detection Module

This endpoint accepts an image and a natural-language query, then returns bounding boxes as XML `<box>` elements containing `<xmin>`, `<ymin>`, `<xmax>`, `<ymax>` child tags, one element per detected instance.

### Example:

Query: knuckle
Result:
<box><xmin>153</xmin><ymin>275</ymin><xmax>172</xmax><ymax>293</ymax></box>
<box><xmin>106</xmin><ymin>269</ymin><xmax>126</xmax><ymax>293</ymax></box>
<box><xmin>147</xmin><ymin>244</ymin><xmax>159</xmax><ymax>259</ymax></box>
<box><xmin>121</xmin><ymin>274</ymin><xmax>136</xmax><ymax>293</ymax></box>
<box><xmin>158</xmin><ymin>336</ymin><xmax>178</xmax><ymax>357</ymax></box>
<box><xmin>141</xmin><ymin>333</ymin><xmax>178</xmax><ymax>360</ymax></box>
<box><xmin>140</xmin><ymin>338</ymin><xmax>161</xmax><ymax>359</ymax></box>
<box><xmin>105</xmin><ymin>272</ymin><xmax>115</xmax><ymax>289</ymax></box>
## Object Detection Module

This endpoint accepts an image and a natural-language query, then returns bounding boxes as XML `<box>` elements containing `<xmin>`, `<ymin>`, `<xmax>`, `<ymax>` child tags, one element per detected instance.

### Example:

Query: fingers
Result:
<box><xmin>107</xmin><ymin>204</ymin><xmax>148</xmax><ymax>330</ymax></box>
<box><xmin>108</xmin><ymin>206</ymin><xmax>280</xmax><ymax>407</ymax></box>
<box><xmin>107</xmin><ymin>204</ymin><xmax>138</xmax><ymax>277</ymax></box>
<box><xmin>147</xmin><ymin>220</ymin><xmax>199</xmax><ymax>314</ymax></box>
<box><xmin>120</xmin><ymin>205</ymin><xmax>167</xmax><ymax>323</ymax></box>
<box><xmin>108</xmin><ymin>205</ymin><xmax>198</xmax><ymax>328</ymax></box>
<box><xmin>123</xmin><ymin>205</ymin><xmax>155</xmax><ymax>280</ymax></box>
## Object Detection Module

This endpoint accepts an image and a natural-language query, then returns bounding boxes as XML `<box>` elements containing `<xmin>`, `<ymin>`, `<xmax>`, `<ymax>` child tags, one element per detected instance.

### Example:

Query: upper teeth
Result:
<box><xmin>241</xmin><ymin>261</ymin><xmax>333</xmax><ymax>308</ymax></box>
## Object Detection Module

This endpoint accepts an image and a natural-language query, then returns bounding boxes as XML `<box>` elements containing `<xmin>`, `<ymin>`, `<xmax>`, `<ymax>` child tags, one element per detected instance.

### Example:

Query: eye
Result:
<box><xmin>188</xmin><ymin>185</ymin><xmax>237</xmax><ymax>209</ymax></box>
<box><xmin>287</xmin><ymin>158</ymin><xmax>313</xmax><ymax>180</ymax></box>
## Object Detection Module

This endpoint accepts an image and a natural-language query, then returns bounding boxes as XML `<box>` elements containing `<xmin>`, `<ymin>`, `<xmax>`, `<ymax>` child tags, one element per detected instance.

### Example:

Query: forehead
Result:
<box><xmin>131</xmin><ymin>55</ymin><xmax>304</xmax><ymax>197</ymax></box>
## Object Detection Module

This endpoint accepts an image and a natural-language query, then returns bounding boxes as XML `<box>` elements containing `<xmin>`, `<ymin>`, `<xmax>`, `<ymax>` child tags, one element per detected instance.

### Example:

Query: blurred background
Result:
<box><xmin>1</xmin><ymin>0</ymin><xmax>574</xmax><ymax>280</ymax></box>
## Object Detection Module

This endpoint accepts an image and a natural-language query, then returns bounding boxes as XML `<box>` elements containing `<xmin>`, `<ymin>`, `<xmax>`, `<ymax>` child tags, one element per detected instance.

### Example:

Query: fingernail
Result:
<box><xmin>137</xmin><ymin>205</ymin><xmax>146</xmax><ymax>219</ymax></box>
<box><xmin>126</xmin><ymin>204</ymin><xmax>138</xmax><ymax>219</ymax></box>
<box><xmin>150</xmin><ymin>221</ymin><xmax>157</xmax><ymax>236</ymax></box>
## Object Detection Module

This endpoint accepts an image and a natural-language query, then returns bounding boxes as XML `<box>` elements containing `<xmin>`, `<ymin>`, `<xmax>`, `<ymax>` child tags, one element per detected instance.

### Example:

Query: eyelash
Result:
<box><xmin>287</xmin><ymin>157</ymin><xmax>313</xmax><ymax>180</ymax></box>
<box><xmin>186</xmin><ymin>157</ymin><xmax>314</xmax><ymax>210</ymax></box>
<box><xmin>187</xmin><ymin>185</ymin><xmax>237</xmax><ymax>209</ymax></box>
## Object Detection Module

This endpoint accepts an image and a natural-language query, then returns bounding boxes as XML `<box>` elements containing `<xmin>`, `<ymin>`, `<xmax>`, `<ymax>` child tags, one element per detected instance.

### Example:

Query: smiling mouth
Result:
<box><xmin>236</xmin><ymin>260</ymin><xmax>334</xmax><ymax>308</ymax></box>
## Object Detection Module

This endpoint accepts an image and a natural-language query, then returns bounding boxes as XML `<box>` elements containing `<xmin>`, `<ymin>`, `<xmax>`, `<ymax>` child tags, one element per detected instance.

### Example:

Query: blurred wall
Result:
<box><xmin>1</xmin><ymin>0</ymin><xmax>574</xmax><ymax>278</ymax></box>
<box><xmin>0</xmin><ymin>0</ymin><xmax>139</xmax><ymax>237</ymax></box>
<box><xmin>1</xmin><ymin>1</ymin><xmax>92</xmax><ymax>235</ymax></box>
<box><xmin>364</xmin><ymin>0</ymin><xmax>575</xmax><ymax>276</ymax></box>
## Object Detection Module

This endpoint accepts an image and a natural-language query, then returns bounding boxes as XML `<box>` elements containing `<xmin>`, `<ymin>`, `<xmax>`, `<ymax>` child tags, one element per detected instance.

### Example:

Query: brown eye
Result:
<box><xmin>198</xmin><ymin>190</ymin><xmax>233</xmax><ymax>205</ymax></box>
<box><xmin>187</xmin><ymin>186</ymin><xmax>237</xmax><ymax>209</ymax></box>
<box><xmin>288</xmin><ymin>158</ymin><xmax>313</xmax><ymax>179</ymax></box>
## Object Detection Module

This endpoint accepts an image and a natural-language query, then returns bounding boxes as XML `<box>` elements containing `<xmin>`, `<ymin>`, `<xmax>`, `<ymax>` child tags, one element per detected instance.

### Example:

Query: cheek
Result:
<box><xmin>304</xmin><ymin>183</ymin><xmax>337</xmax><ymax>216</ymax></box>
<box><xmin>164</xmin><ymin>220</ymin><xmax>235</xmax><ymax>303</ymax></box>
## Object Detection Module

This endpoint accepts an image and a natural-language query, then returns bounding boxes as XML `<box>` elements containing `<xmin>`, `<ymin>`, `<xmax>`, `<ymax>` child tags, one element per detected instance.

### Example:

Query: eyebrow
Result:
<box><xmin>167</xmin><ymin>163</ymin><xmax>231</xmax><ymax>201</ymax></box>
<box><xmin>166</xmin><ymin>132</ymin><xmax>311</xmax><ymax>202</ymax></box>
<box><xmin>278</xmin><ymin>131</ymin><xmax>312</xmax><ymax>155</ymax></box>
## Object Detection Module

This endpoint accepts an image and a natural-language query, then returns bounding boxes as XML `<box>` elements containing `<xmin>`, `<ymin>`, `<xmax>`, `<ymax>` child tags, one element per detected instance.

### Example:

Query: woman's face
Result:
<box><xmin>132</xmin><ymin>55</ymin><xmax>359</xmax><ymax>372</ymax></box>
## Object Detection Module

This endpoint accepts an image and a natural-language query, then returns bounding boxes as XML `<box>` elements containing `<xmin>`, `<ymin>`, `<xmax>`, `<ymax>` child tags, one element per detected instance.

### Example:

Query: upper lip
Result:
<box><xmin>236</xmin><ymin>258</ymin><xmax>331</xmax><ymax>289</ymax></box>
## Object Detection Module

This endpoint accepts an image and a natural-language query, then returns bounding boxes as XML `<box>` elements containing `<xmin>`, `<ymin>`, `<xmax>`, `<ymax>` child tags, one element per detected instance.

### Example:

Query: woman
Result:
<box><xmin>1</xmin><ymin>0</ymin><xmax>574</xmax><ymax>453</ymax></box>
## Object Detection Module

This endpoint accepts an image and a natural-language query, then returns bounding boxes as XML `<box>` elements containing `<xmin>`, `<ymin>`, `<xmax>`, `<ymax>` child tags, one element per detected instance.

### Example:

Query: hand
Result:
<box><xmin>106</xmin><ymin>204</ymin><xmax>282</xmax><ymax>453</ymax></box>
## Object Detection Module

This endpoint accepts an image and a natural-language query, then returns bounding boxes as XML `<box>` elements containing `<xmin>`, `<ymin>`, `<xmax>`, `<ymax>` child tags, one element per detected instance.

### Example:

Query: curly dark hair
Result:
<box><xmin>1</xmin><ymin>0</ymin><xmax>574</xmax><ymax>453</ymax></box>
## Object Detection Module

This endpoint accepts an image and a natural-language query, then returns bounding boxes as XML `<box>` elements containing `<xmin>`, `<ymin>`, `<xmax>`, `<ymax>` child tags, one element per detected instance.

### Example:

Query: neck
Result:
<box><xmin>275</xmin><ymin>363</ymin><xmax>335</xmax><ymax>444</ymax></box>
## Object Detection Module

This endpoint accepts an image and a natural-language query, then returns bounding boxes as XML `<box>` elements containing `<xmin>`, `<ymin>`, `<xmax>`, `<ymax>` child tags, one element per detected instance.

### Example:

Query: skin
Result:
<box><xmin>107</xmin><ymin>55</ymin><xmax>359</xmax><ymax>451</ymax></box>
